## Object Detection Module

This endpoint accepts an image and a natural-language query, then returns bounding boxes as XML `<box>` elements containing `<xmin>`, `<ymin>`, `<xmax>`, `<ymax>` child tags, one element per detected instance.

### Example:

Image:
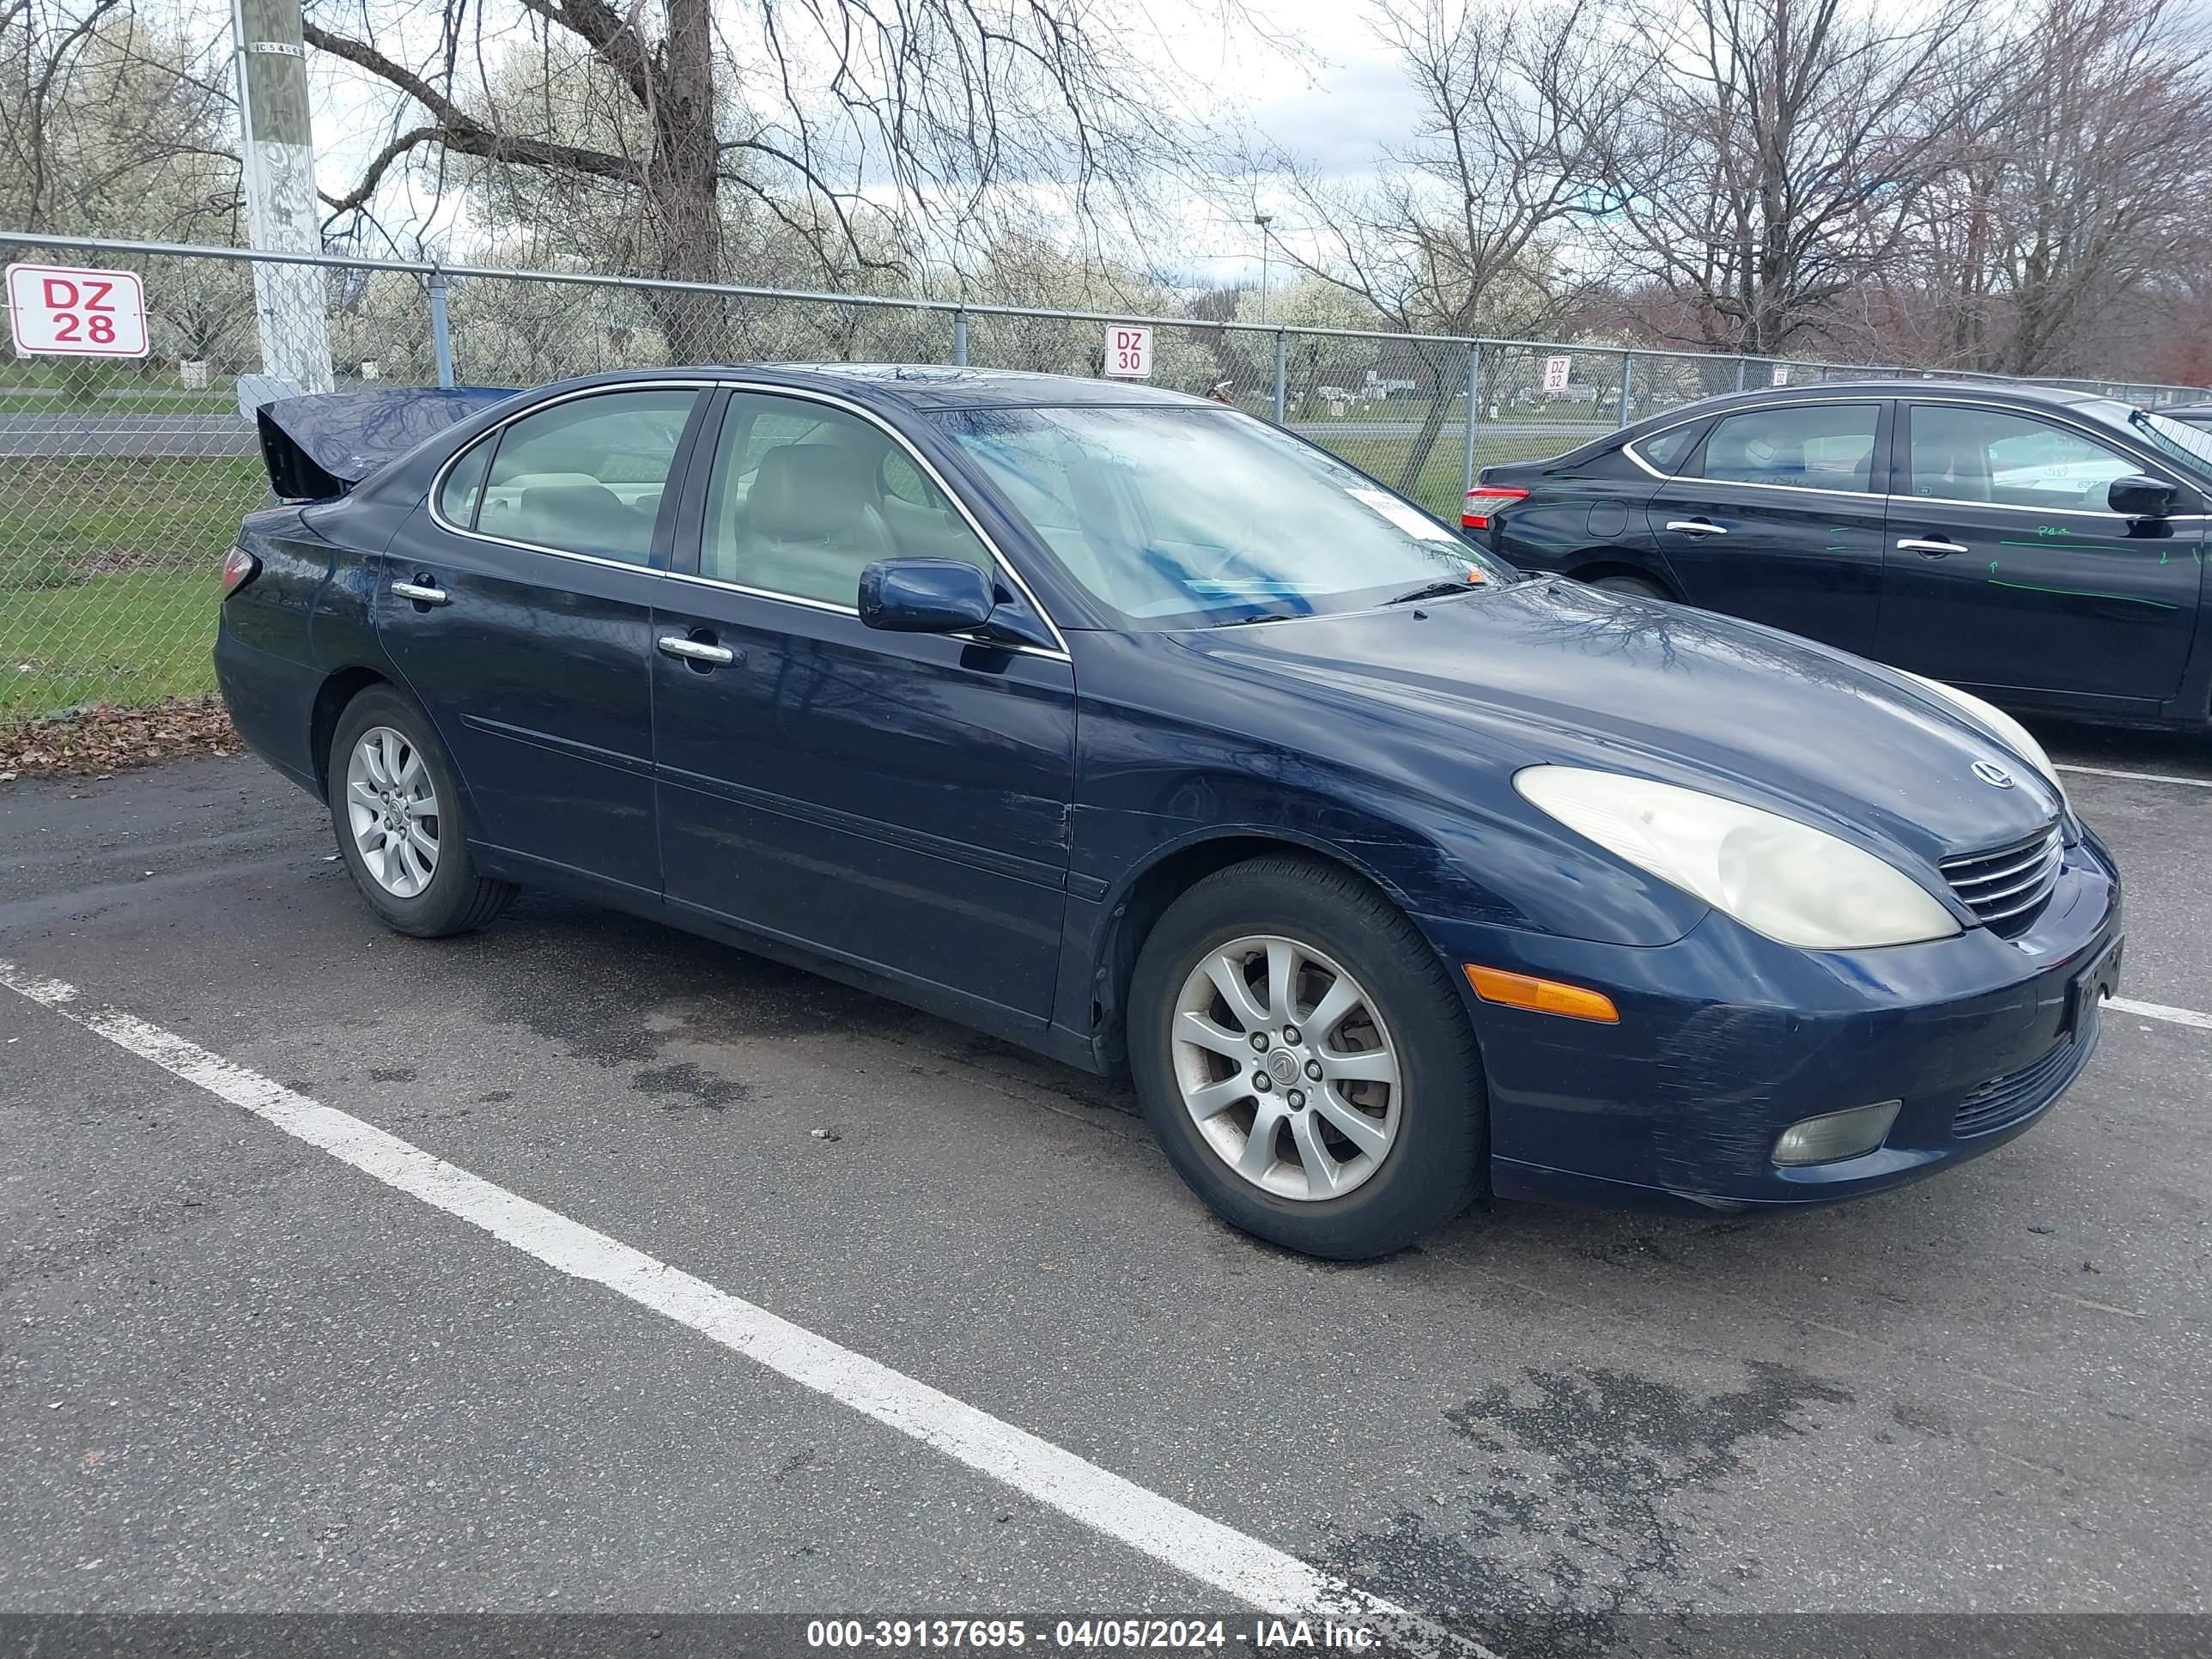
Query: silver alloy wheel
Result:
<box><xmin>343</xmin><ymin>726</ymin><xmax>441</xmax><ymax>898</ymax></box>
<box><xmin>1170</xmin><ymin>933</ymin><xmax>1402</xmax><ymax>1200</ymax></box>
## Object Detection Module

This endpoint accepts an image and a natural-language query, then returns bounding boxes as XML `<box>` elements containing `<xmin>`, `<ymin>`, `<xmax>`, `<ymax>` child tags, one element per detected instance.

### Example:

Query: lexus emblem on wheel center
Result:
<box><xmin>1972</xmin><ymin>759</ymin><xmax>2015</xmax><ymax>788</ymax></box>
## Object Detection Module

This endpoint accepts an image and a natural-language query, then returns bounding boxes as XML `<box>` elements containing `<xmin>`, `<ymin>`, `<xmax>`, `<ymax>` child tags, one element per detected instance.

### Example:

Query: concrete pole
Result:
<box><xmin>234</xmin><ymin>0</ymin><xmax>332</xmax><ymax>392</ymax></box>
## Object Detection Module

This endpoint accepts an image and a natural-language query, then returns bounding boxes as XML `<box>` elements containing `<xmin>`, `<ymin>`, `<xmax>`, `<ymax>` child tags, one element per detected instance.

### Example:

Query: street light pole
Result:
<box><xmin>1254</xmin><ymin>213</ymin><xmax>1273</xmax><ymax>325</ymax></box>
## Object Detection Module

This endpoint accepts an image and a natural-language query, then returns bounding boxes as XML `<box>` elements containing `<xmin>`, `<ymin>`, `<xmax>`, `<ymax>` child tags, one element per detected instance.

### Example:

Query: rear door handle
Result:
<box><xmin>1897</xmin><ymin>538</ymin><xmax>1965</xmax><ymax>557</ymax></box>
<box><xmin>391</xmin><ymin>580</ymin><xmax>449</xmax><ymax>605</ymax></box>
<box><xmin>1665</xmin><ymin>520</ymin><xmax>1726</xmax><ymax>536</ymax></box>
<box><xmin>658</xmin><ymin>635</ymin><xmax>738</xmax><ymax>666</ymax></box>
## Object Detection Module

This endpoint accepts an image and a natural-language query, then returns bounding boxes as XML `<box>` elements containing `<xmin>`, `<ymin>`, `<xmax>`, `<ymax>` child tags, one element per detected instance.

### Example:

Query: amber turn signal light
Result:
<box><xmin>1462</xmin><ymin>964</ymin><xmax>1620</xmax><ymax>1024</ymax></box>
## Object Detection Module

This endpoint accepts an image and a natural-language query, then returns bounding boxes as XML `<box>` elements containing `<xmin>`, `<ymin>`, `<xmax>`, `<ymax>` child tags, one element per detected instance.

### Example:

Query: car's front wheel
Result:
<box><xmin>328</xmin><ymin>684</ymin><xmax>516</xmax><ymax>938</ymax></box>
<box><xmin>1128</xmin><ymin>854</ymin><xmax>1486</xmax><ymax>1259</ymax></box>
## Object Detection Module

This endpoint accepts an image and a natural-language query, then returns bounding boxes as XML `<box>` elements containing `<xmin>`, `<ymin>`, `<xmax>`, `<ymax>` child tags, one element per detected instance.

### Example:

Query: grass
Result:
<box><xmin>1</xmin><ymin>457</ymin><xmax>261</xmax><ymax>714</ymax></box>
<box><xmin>1311</xmin><ymin>433</ymin><xmax>1576</xmax><ymax>518</ymax></box>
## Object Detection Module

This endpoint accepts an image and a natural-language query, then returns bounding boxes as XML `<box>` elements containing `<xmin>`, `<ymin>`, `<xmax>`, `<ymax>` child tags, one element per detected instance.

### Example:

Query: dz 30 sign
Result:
<box><xmin>7</xmin><ymin>263</ymin><xmax>149</xmax><ymax>358</ymax></box>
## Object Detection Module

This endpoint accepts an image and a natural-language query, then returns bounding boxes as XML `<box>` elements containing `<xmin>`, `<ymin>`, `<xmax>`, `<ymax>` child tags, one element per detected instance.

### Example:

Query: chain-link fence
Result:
<box><xmin>5</xmin><ymin>229</ymin><xmax>2207</xmax><ymax>719</ymax></box>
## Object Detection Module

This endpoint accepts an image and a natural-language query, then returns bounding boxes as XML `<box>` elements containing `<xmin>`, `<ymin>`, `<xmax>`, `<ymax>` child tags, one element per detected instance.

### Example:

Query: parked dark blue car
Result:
<box><xmin>1463</xmin><ymin>380</ymin><xmax>2212</xmax><ymax>728</ymax></box>
<box><xmin>215</xmin><ymin>367</ymin><xmax>2123</xmax><ymax>1258</ymax></box>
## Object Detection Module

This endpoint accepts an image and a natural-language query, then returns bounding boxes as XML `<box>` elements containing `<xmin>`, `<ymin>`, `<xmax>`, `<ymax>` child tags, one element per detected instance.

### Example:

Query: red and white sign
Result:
<box><xmin>1541</xmin><ymin>354</ymin><xmax>1572</xmax><ymax>393</ymax></box>
<box><xmin>7</xmin><ymin>264</ymin><xmax>149</xmax><ymax>357</ymax></box>
<box><xmin>1104</xmin><ymin>324</ymin><xmax>1153</xmax><ymax>379</ymax></box>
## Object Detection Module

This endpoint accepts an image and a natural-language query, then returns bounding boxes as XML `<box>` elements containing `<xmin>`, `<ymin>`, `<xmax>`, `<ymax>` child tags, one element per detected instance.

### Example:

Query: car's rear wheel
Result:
<box><xmin>1589</xmin><ymin>573</ymin><xmax>1668</xmax><ymax>599</ymax></box>
<box><xmin>1128</xmin><ymin>854</ymin><xmax>1486</xmax><ymax>1259</ymax></box>
<box><xmin>329</xmin><ymin>685</ymin><xmax>516</xmax><ymax>938</ymax></box>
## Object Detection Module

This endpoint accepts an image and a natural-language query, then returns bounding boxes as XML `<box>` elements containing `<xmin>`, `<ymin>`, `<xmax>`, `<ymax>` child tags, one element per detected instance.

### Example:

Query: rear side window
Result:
<box><xmin>436</xmin><ymin>438</ymin><xmax>492</xmax><ymax>528</ymax></box>
<box><xmin>1700</xmin><ymin>404</ymin><xmax>1878</xmax><ymax>493</ymax></box>
<box><xmin>474</xmin><ymin>389</ymin><xmax>699</xmax><ymax>563</ymax></box>
<box><xmin>1907</xmin><ymin>404</ymin><xmax>2142</xmax><ymax>511</ymax></box>
<box><xmin>1637</xmin><ymin>422</ymin><xmax>1705</xmax><ymax>474</ymax></box>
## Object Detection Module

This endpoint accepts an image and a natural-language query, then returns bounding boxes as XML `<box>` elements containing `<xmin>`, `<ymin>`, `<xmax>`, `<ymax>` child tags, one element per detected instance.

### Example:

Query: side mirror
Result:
<box><xmin>2108</xmin><ymin>474</ymin><xmax>2177</xmax><ymax>518</ymax></box>
<box><xmin>858</xmin><ymin>557</ymin><xmax>997</xmax><ymax>635</ymax></box>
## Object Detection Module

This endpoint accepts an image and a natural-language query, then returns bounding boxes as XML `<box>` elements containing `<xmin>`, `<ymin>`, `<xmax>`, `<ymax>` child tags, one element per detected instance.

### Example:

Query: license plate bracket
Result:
<box><xmin>2068</xmin><ymin>936</ymin><xmax>2124</xmax><ymax>1035</ymax></box>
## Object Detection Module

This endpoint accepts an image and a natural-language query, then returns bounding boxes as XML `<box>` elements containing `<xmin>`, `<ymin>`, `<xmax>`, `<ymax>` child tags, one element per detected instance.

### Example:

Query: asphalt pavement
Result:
<box><xmin>2</xmin><ymin>720</ymin><xmax>2208</xmax><ymax>1651</ymax></box>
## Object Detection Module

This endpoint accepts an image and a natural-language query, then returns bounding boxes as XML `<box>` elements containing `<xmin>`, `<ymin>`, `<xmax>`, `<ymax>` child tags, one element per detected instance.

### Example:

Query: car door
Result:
<box><xmin>1644</xmin><ymin>398</ymin><xmax>1889</xmax><ymax>653</ymax></box>
<box><xmin>650</xmin><ymin>387</ymin><xmax>1077</xmax><ymax>1020</ymax></box>
<box><xmin>1877</xmin><ymin>400</ymin><xmax>2203</xmax><ymax>704</ymax></box>
<box><xmin>374</xmin><ymin>383</ymin><xmax>709</xmax><ymax>896</ymax></box>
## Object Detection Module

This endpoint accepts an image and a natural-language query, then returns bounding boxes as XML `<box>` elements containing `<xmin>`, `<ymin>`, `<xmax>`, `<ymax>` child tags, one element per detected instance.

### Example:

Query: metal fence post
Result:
<box><xmin>952</xmin><ymin>308</ymin><xmax>968</xmax><ymax>368</ymax></box>
<box><xmin>1619</xmin><ymin>351</ymin><xmax>1635</xmax><ymax>427</ymax></box>
<box><xmin>427</xmin><ymin>267</ymin><xmax>455</xmax><ymax>388</ymax></box>
<box><xmin>1734</xmin><ymin>356</ymin><xmax>1747</xmax><ymax>393</ymax></box>
<box><xmin>1273</xmin><ymin>331</ymin><xmax>1288</xmax><ymax>424</ymax></box>
<box><xmin>1461</xmin><ymin>343</ymin><xmax>1484</xmax><ymax>498</ymax></box>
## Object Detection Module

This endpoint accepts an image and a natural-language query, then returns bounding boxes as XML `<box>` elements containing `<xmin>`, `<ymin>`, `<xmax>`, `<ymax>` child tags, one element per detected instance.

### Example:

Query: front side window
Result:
<box><xmin>473</xmin><ymin>389</ymin><xmax>698</xmax><ymax>562</ymax></box>
<box><xmin>1698</xmin><ymin>404</ymin><xmax>1878</xmax><ymax>493</ymax></box>
<box><xmin>1908</xmin><ymin>405</ymin><xmax>2141</xmax><ymax>511</ymax></box>
<box><xmin>931</xmin><ymin>404</ymin><xmax>1517</xmax><ymax>629</ymax></box>
<box><xmin>700</xmin><ymin>393</ymin><xmax>994</xmax><ymax>606</ymax></box>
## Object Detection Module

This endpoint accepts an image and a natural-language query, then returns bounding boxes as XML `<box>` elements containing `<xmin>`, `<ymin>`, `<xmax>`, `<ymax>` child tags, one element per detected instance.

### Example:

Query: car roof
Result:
<box><xmin>1641</xmin><ymin>378</ymin><xmax>2117</xmax><ymax>422</ymax></box>
<box><xmin>542</xmin><ymin>362</ymin><xmax>1213</xmax><ymax>413</ymax></box>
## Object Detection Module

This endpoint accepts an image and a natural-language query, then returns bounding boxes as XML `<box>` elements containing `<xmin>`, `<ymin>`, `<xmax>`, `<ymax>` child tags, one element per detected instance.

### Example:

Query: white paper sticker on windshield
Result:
<box><xmin>1347</xmin><ymin>488</ymin><xmax>1460</xmax><ymax>544</ymax></box>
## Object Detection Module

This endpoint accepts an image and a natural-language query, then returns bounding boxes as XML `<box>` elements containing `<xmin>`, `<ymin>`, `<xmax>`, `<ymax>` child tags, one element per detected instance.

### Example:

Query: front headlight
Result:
<box><xmin>1515</xmin><ymin>766</ymin><xmax>1961</xmax><ymax>951</ymax></box>
<box><xmin>1898</xmin><ymin>672</ymin><xmax>2066</xmax><ymax>806</ymax></box>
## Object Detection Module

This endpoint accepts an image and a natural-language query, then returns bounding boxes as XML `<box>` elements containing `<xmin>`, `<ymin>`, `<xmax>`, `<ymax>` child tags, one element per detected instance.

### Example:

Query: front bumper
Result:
<box><xmin>1423</xmin><ymin>827</ymin><xmax>2122</xmax><ymax>1215</ymax></box>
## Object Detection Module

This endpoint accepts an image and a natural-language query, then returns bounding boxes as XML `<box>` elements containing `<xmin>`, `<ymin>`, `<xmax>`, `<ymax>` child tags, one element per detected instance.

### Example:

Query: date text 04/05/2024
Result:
<box><xmin>803</xmin><ymin>1619</ymin><xmax>1388</xmax><ymax>1650</ymax></box>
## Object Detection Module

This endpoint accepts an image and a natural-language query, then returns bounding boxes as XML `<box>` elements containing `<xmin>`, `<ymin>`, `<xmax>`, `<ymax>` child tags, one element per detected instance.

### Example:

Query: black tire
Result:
<box><xmin>1589</xmin><ymin>573</ymin><xmax>1668</xmax><ymax>599</ymax></box>
<box><xmin>327</xmin><ymin>684</ymin><xmax>516</xmax><ymax>938</ymax></box>
<box><xmin>1127</xmin><ymin>854</ymin><xmax>1486</xmax><ymax>1260</ymax></box>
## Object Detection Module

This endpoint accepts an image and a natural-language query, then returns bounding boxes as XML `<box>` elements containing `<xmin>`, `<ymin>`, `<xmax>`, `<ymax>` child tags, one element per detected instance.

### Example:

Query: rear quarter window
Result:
<box><xmin>436</xmin><ymin>438</ymin><xmax>492</xmax><ymax>528</ymax></box>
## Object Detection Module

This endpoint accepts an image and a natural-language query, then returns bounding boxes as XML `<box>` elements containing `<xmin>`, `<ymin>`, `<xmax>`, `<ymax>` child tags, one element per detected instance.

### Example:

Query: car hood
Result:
<box><xmin>1177</xmin><ymin>576</ymin><xmax>2063</xmax><ymax>864</ymax></box>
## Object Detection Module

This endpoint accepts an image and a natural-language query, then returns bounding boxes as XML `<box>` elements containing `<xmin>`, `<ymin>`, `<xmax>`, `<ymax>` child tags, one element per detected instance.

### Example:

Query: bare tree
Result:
<box><xmin>301</xmin><ymin>0</ymin><xmax>1220</xmax><ymax>355</ymax></box>
<box><xmin>1251</xmin><ymin>0</ymin><xmax>1630</xmax><ymax>489</ymax></box>
<box><xmin>1584</xmin><ymin>0</ymin><xmax>2003</xmax><ymax>356</ymax></box>
<box><xmin>1959</xmin><ymin>0</ymin><xmax>2209</xmax><ymax>374</ymax></box>
<box><xmin>0</xmin><ymin>0</ymin><xmax>238</xmax><ymax>238</ymax></box>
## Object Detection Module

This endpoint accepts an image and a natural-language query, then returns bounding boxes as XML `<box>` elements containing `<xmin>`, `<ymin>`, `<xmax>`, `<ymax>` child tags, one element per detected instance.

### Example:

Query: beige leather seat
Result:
<box><xmin>738</xmin><ymin>445</ymin><xmax>893</xmax><ymax>606</ymax></box>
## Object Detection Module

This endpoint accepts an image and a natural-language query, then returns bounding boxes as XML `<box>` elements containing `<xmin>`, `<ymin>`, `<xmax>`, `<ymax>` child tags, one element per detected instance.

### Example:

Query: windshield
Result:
<box><xmin>2130</xmin><ymin>408</ymin><xmax>2212</xmax><ymax>476</ymax></box>
<box><xmin>931</xmin><ymin>404</ymin><xmax>1517</xmax><ymax>629</ymax></box>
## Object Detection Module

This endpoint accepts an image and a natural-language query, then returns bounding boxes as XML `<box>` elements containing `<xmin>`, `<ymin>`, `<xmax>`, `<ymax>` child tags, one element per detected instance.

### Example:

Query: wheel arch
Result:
<box><xmin>1565</xmin><ymin>550</ymin><xmax>1680</xmax><ymax>598</ymax></box>
<box><xmin>1082</xmin><ymin>828</ymin><xmax>1428</xmax><ymax>1070</ymax></box>
<box><xmin>308</xmin><ymin>665</ymin><xmax>393</xmax><ymax>802</ymax></box>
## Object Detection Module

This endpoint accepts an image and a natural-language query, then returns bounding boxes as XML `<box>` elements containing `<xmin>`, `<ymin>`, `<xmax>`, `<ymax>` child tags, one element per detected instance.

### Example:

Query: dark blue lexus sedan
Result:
<box><xmin>215</xmin><ymin>366</ymin><xmax>2123</xmax><ymax>1259</ymax></box>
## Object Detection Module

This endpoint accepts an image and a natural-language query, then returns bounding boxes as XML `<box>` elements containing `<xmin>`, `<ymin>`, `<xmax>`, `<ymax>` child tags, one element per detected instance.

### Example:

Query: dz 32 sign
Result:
<box><xmin>7</xmin><ymin>263</ymin><xmax>149</xmax><ymax>357</ymax></box>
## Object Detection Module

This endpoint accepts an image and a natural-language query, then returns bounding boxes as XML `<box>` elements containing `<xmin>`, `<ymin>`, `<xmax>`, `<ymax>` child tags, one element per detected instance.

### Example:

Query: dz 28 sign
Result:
<box><xmin>7</xmin><ymin>264</ymin><xmax>149</xmax><ymax>357</ymax></box>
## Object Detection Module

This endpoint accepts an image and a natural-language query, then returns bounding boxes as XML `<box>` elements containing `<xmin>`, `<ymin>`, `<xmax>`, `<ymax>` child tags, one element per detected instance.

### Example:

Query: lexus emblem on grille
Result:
<box><xmin>1972</xmin><ymin>759</ymin><xmax>2015</xmax><ymax>788</ymax></box>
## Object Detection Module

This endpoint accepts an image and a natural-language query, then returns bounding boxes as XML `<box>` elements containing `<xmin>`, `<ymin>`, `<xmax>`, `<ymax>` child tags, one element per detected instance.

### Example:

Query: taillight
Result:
<box><xmin>1461</xmin><ymin>487</ymin><xmax>1528</xmax><ymax>529</ymax></box>
<box><xmin>220</xmin><ymin>544</ymin><xmax>259</xmax><ymax>597</ymax></box>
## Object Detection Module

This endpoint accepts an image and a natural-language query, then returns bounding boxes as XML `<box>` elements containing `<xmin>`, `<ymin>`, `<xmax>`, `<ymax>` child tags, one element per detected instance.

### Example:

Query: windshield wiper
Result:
<box><xmin>1209</xmin><ymin>611</ymin><xmax>1297</xmax><ymax>628</ymax></box>
<box><xmin>1384</xmin><ymin>579</ymin><xmax>1483</xmax><ymax>606</ymax></box>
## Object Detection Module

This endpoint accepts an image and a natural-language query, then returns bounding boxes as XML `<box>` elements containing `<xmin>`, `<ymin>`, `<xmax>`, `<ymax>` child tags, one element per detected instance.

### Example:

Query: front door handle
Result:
<box><xmin>391</xmin><ymin>580</ymin><xmax>449</xmax><ymax>605</ymax></box>
<box><xmin>1665</xmin><ymin>520</ymin><xmax>1727</xmax><ymax>536</ymax></box>
<box><xmin>658</xmin><ymin>635</ymin><xmax>738</xmax><ymax>666</ymax></box>
<box><xmin>1897</xmin><ymin>538</ymin><xmax>1965</xmax><ymax>557</ymax></box>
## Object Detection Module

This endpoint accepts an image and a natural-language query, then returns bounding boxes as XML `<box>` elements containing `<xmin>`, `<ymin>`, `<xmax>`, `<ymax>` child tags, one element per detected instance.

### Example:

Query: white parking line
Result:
<box><xmin>2108</xmin><ymin>995</ymin><xmax>2212</xmax><ymax>1032</ymax></box>
<box><xmin>2056</xmin><ymin>763</ymin><xmax>2212</xmax><ymax>790</ymax></box>
<box><xmin>0</xmin><ymin>961</ymin><xmax>1487</xmax><ymax>1658</ymax></box>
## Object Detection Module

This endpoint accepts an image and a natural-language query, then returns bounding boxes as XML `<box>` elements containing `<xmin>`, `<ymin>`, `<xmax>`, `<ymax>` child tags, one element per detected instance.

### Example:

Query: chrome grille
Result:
<box><xmin>1939</xmin><ymin>823</ymin><xmax>2063</xmax><ymax>934</ymax></box>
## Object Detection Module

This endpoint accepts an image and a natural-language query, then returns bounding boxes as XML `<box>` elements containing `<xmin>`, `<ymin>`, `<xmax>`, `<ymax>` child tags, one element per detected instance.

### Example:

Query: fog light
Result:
<box><xmin>1771</xmin><ymin>1101</ymin><xmax>1901</xmax><ymax>1167</ymax></box>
